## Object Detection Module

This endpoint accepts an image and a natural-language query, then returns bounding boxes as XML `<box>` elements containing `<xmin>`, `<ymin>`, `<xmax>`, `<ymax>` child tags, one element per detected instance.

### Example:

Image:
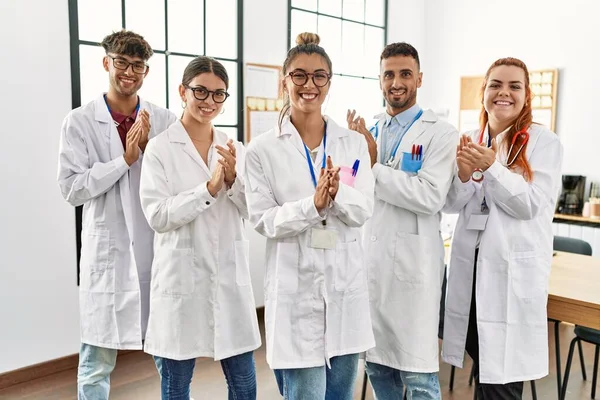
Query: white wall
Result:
<box><xmin>419</xmin><ymin>0</ymin><xmax>600</xmax><ymax>186</ymax></box>
<box><xmin>386</xmin><ymin>0</ymin><xmax>425</xmax><ymax>51</ymax></box>
<box><xmin>0</xmin><ymin>0</ymin><xmax>80</xmax><ymax>373</ymax></box>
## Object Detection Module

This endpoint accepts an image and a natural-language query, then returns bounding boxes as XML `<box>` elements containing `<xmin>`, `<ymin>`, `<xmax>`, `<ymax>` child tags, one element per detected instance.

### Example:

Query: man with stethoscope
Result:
<box><xmin>348</xmin><ymin>42</ymin><xmax>458</xmax><ymax>399</ymax></box>
<box><xmin>57</xmin><ymin>30</ymin><xmax>176</xmax><ymax>399</ymax></box>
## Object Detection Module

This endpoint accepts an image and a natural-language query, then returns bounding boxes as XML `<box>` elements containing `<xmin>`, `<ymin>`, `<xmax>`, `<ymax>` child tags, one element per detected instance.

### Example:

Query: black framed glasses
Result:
<box><xmin>185</xmin><ymin>85</ymin><xmax>230</xmax><ymax>104</ymax></box>
<box><xmin>287</xmin><ymin>70</ymin><xmax>331</xmax><ymax>87</ymax></box>
<box><xmin>108</xmin><ymin>55</ymin><xmax>148</xmax><ymax>74</ymax></box>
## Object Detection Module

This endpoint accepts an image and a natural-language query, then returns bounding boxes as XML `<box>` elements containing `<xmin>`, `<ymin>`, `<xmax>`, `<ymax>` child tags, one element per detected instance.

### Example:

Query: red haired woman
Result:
<box><xmin>442</xmin><ymin>58</ymin><xmax>563</xmax><ymax>399</ymax></box>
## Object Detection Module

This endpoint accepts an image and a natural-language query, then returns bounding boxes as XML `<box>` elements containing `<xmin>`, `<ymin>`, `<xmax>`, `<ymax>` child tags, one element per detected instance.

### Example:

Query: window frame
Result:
<box><xmin>67</xmin><ymin>0</ymin><xmax>244</xmax><ymax>285</ymax></box>
<box><xmin>287</xmin><ymin>0</ymin><xmax>388</xmax><ymax>87</ymax></box>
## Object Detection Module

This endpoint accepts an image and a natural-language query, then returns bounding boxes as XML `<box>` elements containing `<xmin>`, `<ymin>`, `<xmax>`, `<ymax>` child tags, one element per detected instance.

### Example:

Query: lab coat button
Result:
<box><xmin>205</xmin><ymin>201</ymin><xmax>210</xmax><ymax>205</ymax></box>
<box><xmin>370</xmin><ymin>236</ymin><xmax>377</xmax><ymax>242</ymax></box>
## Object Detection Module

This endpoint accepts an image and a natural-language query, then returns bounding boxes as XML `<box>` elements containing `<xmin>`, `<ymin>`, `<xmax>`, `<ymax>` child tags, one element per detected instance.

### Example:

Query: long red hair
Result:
<box><xmin>479</xmin><ymin>57</ymin><xmax>534</xmax><ymax>181</ymax></box>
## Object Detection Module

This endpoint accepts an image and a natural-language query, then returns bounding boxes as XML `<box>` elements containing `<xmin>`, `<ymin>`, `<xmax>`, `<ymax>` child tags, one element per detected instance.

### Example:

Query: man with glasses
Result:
<box><xmin>57</xmin><ymin>30</ymin><xmax>176</xmax><ymax>400</ymax></box>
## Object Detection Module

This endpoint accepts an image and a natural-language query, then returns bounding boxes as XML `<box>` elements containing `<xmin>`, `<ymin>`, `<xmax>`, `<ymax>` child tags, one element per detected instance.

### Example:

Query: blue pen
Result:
<box><xmin>418</xmin><ymin>145</ymin><xmax>423</xmax><ymax>160</ymax></box>
<box><xmin>351</xmin><ymin>159</ymin><xmax>360</xmax><ymax>176</ymax></box>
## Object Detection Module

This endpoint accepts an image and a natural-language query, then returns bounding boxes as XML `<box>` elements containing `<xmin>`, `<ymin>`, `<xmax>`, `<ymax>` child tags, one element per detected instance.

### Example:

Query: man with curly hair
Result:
<box><xmin>57</xmin><ymin>30</ymin><xmax>176</xmax><ymax>399</ymax></box>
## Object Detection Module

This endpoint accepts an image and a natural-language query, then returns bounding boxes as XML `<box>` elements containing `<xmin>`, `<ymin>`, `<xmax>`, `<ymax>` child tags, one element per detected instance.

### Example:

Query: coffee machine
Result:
<box><xmin>556</xmin><ymin>175</ymin><xmax>586</xmax><ymax>215</ymax></box>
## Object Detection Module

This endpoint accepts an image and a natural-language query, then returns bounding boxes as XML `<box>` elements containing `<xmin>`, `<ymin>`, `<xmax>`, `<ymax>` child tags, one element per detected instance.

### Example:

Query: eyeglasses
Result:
<box><xmin>185</xmin><ymin>85</ymin><xmax>230</xmax><ymax>104</ymax></box>
<box><xmin>287</xmin><ymin>70</ymin><xmax>331</xmax><ymax>87</ymax></box>
<box><xmin>108</xmin><ymin>56</ymin><xmax>148</xmax><ymax>74</ymax></box>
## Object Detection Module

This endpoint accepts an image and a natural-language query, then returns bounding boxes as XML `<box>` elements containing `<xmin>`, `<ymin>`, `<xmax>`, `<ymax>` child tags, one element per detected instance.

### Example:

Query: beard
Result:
<box><xmin>384</xmin><ymin>88</ymin><xmax>416</xmax><ymax>111</ymax></box>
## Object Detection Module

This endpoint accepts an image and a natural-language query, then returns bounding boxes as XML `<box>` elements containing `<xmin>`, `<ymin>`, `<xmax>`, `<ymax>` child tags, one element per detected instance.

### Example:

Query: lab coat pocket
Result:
<box><xmin>400</xmin><ymin>153</ymin><xmax>423</xmax><ymax>174</ymax></box>
<box><xmin>276</xmin><ymin>242</ymin><xmax>299</xmax><ymax>294</ymax></box>
<box><xmin>335</xmin><ymin>239</ymin><xmax>364</xmax><ymax>292</ymax></box>
<box><xmin>393</xmin><ymin>232</ymin><xmax>426</xmax><ymax>285</ymax></box>
<box><xmin>81</xmin><ymin>228</ymin><xmax>113</xmax><ymax>273</ymax></box>
<box><xmin>156</xmin><ymin>248</ymin><xmax>195</xmax><ymax>295</ymax></box>
<box><xmin>510</xmin><ymin>251</ymin><xmax>548</xmax><ymax>299</ymax></box>
<box><xmin>235</xmin><ymin>240</ymin><xmax>251</xmax><ymax>286</ymax></box>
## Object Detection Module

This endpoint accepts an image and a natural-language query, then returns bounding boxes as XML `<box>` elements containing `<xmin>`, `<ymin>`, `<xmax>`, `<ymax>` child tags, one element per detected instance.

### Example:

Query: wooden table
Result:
<box><xmin>548</xmin><ymin>251</ymin><xmax>600</xmax><ymax>329</ymax></box>
<box><xmin>554</xmin><ymin>213</ymin><xmax>600</xmax><ymax>225</ymax></box>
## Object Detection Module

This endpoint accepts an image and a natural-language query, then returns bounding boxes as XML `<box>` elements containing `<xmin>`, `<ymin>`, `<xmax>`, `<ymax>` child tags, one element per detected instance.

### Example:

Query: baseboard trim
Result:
<box><xmin>0</xmin><ymin>307</ymin><xmax>266</xmax><ymax>391</ymax></box>
<box><xmin>0</xmin><ymin>350</ymin><xmax>134</xmax><ymax>391</ymax></box>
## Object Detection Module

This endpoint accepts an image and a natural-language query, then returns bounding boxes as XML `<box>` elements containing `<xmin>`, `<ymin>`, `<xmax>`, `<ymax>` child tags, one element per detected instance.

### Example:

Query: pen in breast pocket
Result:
<box><xmin>351</xmin><ymin>159</ymin><xmax>360</xmax><ymax>176</ymax></box>
<box><xmin>411</xmin><ymin>144</ymin><xmax>416</xmax><ymax>160</ymax></box>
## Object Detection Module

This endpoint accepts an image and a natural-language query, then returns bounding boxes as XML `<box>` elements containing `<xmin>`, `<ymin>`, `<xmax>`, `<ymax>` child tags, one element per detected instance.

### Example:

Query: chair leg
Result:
<box><xmin>469</xmin><ymin>363</ymin><xmax>475</xmax><ymax>386</ymax></box>
<box><xmin>361</xmin><ymin>370</ymin><xmax>368</xmax><ymax>400</ymax></box>
<box><xmin>561</xmin><ymin>337</ymin><xmax>580</xmax><ymax>400</ymax></box>
<box><xmin>592</xmin><ymin>345</ymin><xmax>599</xmax><ymax>399</ymax></box>
<box><xmin>578</xmin><ymin>338</ymin><xmax>588</xmax><ymax>381</ymax></box>
<box><xmin>554</xmin><ymin>321</ymin><xmax>562</xmax><ymax>397</ymax></box>
<box><xmin>530</xmin><ymin>380</ymin><xmax>537</xmax><ymax>400</ymax></box>
<box><xmin>449</xmin><ymin>365</ymin><xmax>456</xmax><ymax>391</ymax></box>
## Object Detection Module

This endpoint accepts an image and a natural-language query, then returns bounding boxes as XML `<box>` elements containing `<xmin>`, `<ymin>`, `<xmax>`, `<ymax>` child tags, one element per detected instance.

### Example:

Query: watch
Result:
<box><xmin>472</xmin><ymin>168</ymin><xmax>484</xmax><ymax>182</ymax></box>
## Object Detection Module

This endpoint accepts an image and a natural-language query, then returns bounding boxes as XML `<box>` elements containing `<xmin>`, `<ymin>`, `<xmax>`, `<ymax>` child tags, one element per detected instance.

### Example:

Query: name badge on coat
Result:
<box><xmin>309</xmin><ymin>227</ymin><xmax>338</xmax><ymax>249</ymax></box>
<box><xmin>466</xmin><ymin>214</ymin><xmax>489</xmax><ymax>231</ymax></box>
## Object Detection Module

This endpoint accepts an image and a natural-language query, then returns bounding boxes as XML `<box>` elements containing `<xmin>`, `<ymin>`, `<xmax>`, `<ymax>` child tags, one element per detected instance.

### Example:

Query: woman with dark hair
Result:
<box><xmin>442</xmin><ymin>57</ymin><xmax>563</xmax><ymax>399</ymax></box>
<box><xmin>139</xmin><ymin>56</ymin><xmax>260</xmax><ymax>400</ymax></box>
<box><xmin>244</xmin><ymin>33</ymin><xmax>375</xmax><ymax>400</ymax></box>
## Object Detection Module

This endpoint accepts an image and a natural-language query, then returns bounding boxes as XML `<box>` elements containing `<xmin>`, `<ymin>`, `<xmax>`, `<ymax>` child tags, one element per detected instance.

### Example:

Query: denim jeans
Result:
<box><xmin>365</xmin><ymin>362</ymin><xmax>441</xmax><ymax>400</ymax></box>
<box><xmin>274</xmin><ymin>353</ymin><xmax>359</xmax><ymax>400</ymax></box>
<box><xmin>77</xmin><ymin>343</ymin><xmax>118</xmax><ymax>400</ymax></box>
<box><xmin>153</xmin><ymin>351</ymin><xmax>256</xmax><ymax>400</ymax></box>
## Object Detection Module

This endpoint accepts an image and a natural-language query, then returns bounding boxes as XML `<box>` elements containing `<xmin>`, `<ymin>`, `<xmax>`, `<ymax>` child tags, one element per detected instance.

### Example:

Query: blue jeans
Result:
<box><xmin>366</xmin><ymin>362</ymin><xmax>441</xmax><ymax>400</ymax></box>
<box><xmin>274</xmin><ymin>353</ymin><xmax>359</xmax><ymax>400</ymax></box>
<box><xmin>153</xmin><ymin>351</ymin><xmax>256</xmax><ymax>400</ymax></box>
<box><xmin>77</xmin><ymin>343</ymin><xmax>118</xmax><ymax>400</ymax></box>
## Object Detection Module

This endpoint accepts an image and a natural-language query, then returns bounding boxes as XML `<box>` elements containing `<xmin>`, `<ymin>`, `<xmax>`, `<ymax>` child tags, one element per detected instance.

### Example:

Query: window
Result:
<box><xmin>288</xmin><ymin>0</ymin><xmax>387</xmax><ymax>125</ymax></box>
<box><xmin>69</xmin><ymin>0</ymin><xmax>242</xmax><ymax>141</ymax></box>
<box><xmin>68</xmin><ymin>0</ymin><xmax>243</xmax><ymax>284</ymax></box>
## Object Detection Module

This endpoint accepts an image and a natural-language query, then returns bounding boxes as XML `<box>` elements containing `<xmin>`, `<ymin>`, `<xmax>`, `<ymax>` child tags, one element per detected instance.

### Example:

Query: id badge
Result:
<box><xmin>466</xmin><ymin>214</ymin><xmax>489</xmax><ymax>231</ymax></box>
<box><xmin>309</xmin><ymin>228</ymin><xmax>338</xmax><ymax>249</ymax></box>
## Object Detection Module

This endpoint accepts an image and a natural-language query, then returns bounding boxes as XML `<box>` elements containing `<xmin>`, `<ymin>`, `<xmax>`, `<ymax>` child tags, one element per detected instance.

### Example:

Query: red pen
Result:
<box><xmin>411</xmin><ymin>144</ymin><xmax>416</xmax><ymax>160</ymax></box>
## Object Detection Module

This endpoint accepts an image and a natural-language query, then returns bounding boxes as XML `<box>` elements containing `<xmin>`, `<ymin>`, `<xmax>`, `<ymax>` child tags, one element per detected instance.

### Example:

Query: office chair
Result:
<box><xmin>553</xmin><ymin>236</ymin><xmax>597</xmax><ymax>400</ymax></box>
<box><xmin>553</xmin><ymin>236</ymin><xmax>592</xmax><ymax>399</ymax></box>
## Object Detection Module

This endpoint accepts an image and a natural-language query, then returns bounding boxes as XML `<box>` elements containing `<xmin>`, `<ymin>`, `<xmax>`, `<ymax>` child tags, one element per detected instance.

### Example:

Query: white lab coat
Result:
<box><xmin>57</xmin><ymin>95</ymin><xmax>177</xmax><ymax>349</ymax></box>
<box><xmin>245</xmin><ymin>116</ymin><xmax>375</xmax><ymax>369</ymax></box>
<box><xmin>442</xmin><ymin>124</ymin><xmax>563</xmax><ymax>384</ymax></box>
<box><xmin>364</xmin><ymin>109</ymin><xmax>459</xmax><ymax>372</ymax></box>
<box><xmin>139</xmin><ymin>121</ymin><xmax>261</xmax><ymax>361</ymax></box>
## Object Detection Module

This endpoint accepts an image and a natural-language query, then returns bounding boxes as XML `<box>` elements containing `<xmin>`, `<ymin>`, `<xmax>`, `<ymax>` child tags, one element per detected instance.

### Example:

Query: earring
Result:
<box><xmin>181</xmin><ymin>100</ymin><xmax>187</xmax><ymax>109</ymax></box>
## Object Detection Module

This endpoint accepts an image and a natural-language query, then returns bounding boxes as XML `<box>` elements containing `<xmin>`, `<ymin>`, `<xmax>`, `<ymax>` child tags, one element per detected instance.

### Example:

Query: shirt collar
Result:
<box><xmin>483</xmin><ymin>123</ymin><xmax>512</xmax><ymax>144</ymax></box>
<box><xmin>384</xmin><ymin>103</ymin><xmax>421</xmax><ymax>128</ymax></box>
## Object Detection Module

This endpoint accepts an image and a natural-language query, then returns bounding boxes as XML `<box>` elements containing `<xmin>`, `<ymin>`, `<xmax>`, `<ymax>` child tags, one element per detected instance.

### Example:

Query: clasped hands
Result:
<box><xmin>456</xmin><ymin>134</ymin><xmax>498</xmax><ymax>183</ymax></box>
<box><xmin>314</xmin><ymin>156</ymin><xmax>341</xmax><ymax>212</ymax></box>
<box><xmin>207</xmin><ymin>140</ymin><xmax>237</xmax><ymax>197</ymax></box>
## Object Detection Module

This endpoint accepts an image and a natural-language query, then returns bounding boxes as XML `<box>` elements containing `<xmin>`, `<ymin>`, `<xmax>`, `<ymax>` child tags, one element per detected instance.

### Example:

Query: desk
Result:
<box><xmin>548</xmin><ymin>251</ymin><xmax>600</xmax><ymax>329</ymax></box>
<box><xmin>553</xmin><ymin>213</ymin><xmax>600</xmax><ymax>225</ymax></box>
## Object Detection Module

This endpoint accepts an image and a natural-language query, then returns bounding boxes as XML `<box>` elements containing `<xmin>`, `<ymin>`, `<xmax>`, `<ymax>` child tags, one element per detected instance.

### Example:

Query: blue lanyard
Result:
<box><xmin>385</xmin><ymin>109</ymin><xmax>423</xmax><ymax>162</ymax></box>
<box><xmin>103</xmin><ymin>94</ymin><xmax>140</xmax><ymax>126</ymax></box>
<box><xmin>302</xmin><ymin>123</ymin><xmax>327</xmax><ymax>188</ymax></box>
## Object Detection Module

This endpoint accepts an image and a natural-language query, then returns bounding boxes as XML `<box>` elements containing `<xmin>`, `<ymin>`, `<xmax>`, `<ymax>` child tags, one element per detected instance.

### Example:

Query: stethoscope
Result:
<box><xmin>471</xmin><ymin>127</ymin><xmax>530</xmax><ymax>182</ymax></box>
